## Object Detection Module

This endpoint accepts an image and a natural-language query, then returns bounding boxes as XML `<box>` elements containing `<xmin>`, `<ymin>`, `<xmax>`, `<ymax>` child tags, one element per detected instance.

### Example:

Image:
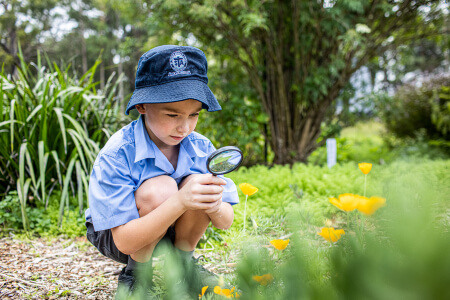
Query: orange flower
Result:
<box><xmin>252</xmin><ymin>274</ymin><xmax>274</xmax><ymax>286</ymax></box>
<box><xmin>358</xmin><ymin>163</ymin><xmax>372</xmax><ymax>175</ymax></box>
<box><xmin>239</xmin><ymin>183</ymin><xmax>259</xmax><ymax>196</ymax></box>
<box><xmin>199</xmin><ymin>286</ymin><xmax>208</xmax><ymax>298</ymax></box>
<box><xmin>357</xmin><ymin>196</ymin><xmax>386</xmax><ymax>215</ymax></box>
<box><xmin>317</xmin><ymin>227</ymin><xmax>345</xmax><ymax>243</ymax></box>
<box><xmin>329</xmin><ymin>193</ymin><xmax>360</xmax><ymax>212</ymax></box>
<box><xmin>270</xmin><ymin>239</ymin><xmax>290</xmax><ymax>250</ymax></box>
<box><xmin>213</xmin><ymin>286</ymin><xmax>238</xmax><ymax>298</ymax></box>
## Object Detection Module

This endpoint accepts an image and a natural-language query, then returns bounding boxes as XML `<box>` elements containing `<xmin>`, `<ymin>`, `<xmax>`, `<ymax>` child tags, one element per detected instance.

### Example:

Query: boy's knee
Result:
<box><xmin>135</xmin><ymin>175</ymin><xmax>178</xmax><ymax>215</ymax></box>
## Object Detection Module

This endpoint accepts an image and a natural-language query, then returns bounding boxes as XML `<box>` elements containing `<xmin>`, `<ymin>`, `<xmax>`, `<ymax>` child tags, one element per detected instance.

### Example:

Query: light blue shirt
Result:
<box><xmin>85</xmin><ymin>115</ymin><xmax>239</xmax><ymax>231</ymax></box>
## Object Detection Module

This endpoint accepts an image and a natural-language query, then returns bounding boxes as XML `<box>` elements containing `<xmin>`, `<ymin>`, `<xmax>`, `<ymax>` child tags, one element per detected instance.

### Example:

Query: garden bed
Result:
<box><xmin>0</xmin><ymin>235</ymin><xmax>234</xmax><ymax>299</ymax></box>
<box><xmin>0</xmin><ymin>235</ymin><xmax>121</xmax><ymax>299</ymax></box>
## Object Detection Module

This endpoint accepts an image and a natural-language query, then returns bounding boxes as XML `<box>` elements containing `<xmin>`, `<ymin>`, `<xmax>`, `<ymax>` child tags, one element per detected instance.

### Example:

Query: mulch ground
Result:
<box><xmin>0</xmin><ymin>235</ymin><xmax>122</xmax><ymax>299</ymax></box>
<box><xmin>0</xmin><ymin>235</ymin><xmax>235</xmax><ymax>299</ymax></box>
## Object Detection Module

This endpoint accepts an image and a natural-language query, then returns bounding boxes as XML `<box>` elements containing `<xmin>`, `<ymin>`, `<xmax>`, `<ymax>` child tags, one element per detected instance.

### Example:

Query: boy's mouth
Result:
<box><xmin>170</xmin><ymin>136</ymin><xmax>184</xmax><ymax>141</ymax></box>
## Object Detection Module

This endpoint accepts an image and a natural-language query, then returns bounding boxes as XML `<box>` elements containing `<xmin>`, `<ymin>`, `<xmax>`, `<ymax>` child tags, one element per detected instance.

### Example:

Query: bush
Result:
<box><xmin>0</xmin><ymin>50</ymin><xmax>129</xmax><ymax>229</ymax></box>
<box><xmin>0</xmin><ymin>191</ymin><xmax>85</xmax><ymax>237</ymax></box>
<box><xmin>431</xmin><ymin>85</ymin><xmax>450</xmax><ymax>138</ymax></box>
<box><xmin>377</xmin><ymin>75</ymin><xmax>450</xmax><ymax>139</ymax></box>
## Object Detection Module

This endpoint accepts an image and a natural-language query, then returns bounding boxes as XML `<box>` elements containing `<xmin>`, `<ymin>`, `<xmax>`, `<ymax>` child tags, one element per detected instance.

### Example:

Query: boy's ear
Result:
<box><xmin>135</xmin><ymin>104</ymin><xmax>146</xmax><ymax>114</ymax></box>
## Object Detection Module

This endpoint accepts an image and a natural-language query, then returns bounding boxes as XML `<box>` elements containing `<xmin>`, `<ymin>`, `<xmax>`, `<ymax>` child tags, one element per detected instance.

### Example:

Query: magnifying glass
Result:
<box><xmin>206</xmin><ymin>146</ymin><xmax>243</xmax><ymax>176</ymax></box>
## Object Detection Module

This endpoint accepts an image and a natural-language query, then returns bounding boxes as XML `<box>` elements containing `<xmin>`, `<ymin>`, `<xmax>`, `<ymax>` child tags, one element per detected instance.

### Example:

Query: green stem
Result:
<box><xmin>346</xmin><ymin>212</ymin><xmax>350</xmax><ymax>231</ymax></box>
<box><xmin>243</xmin><ymin>195</ymin><xmax>248</xmax><ymax>232</ymax></box>
<box><xmin>363</xmin><ymin>174</ymin><xmax>367</xmax><ymax>197</ymax></box>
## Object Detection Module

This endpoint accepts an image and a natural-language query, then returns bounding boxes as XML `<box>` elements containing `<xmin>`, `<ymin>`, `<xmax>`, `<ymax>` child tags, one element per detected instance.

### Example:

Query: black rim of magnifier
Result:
<box><xmin>206</xmin><ymin>146</ymin><xmax>243</xmax><ymax>175</ymax></box>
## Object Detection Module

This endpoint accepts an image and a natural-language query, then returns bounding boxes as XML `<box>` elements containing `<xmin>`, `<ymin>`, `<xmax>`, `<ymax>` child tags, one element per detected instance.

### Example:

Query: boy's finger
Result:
<box><xmin>199</xmin><ymin>174</ymin><xmax>227</xmax><ymax>185</ymax></box>
<box><xmin>195</xmin><ymin>194</ymin><xmax>222</xmax><ymax>203</ymax></box>
<box><xmin>199</xmin><ymin>184</ymin><xmax>224</xmax><ymax>194</ymax></box>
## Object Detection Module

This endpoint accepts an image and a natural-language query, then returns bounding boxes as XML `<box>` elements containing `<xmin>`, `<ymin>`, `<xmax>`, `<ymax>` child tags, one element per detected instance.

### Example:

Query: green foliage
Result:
<box><xmin>124</xmin><ymin>159</ymin><xmax>450</xmax><ymax>299</ymax></box>
<box><xmin>376</xmin><ymin>75</ymin><xmax>450</xmax><ymax>140</ymax></box>
<box><xmin>309</xmin><ymin>122</ymin><xmax>390</xmax><ymax>165</ymax></box>
<box><xmin>147</xmin><ymin>0</ymin><xmax>446</xmax><ymax>164</ymax></box>
<box><xmin>309</xmin><ymin>121</ymin><xmax>450</xmax><ymax>166</ymax></box>
<box><xmin>197</xmin><ymin>57</ymin><xmax>270</xmax><ymax>165</ymax></box>
<box><xmin>0</xmin><ymin>0</ymin><xmax>58</xmax><ymax>74</ymax></box>
<box><xmin>431</xmin><ymin>85</ymin><xmax>450</xmax><ymax>137</ymax></box>
<box><xmin>0</xmin><ymin>50</ymin><xmax>128</xmax><ymax>229</ymax></box>
<box><xmin>0</xmin><ymin>191</ymin><xmax>85</xmax><ymax>237</ymax></box>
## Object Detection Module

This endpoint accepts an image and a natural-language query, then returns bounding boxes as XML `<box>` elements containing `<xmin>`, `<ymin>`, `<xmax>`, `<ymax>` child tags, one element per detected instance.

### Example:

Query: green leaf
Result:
<box><xmin>38</xmin><ymin>141</ymin><xmax>47</xmax><ymax>205</ymax></box>
<box><xmin>53</xmin><ymin>107</ymin><xmax>67</xmax><ymax>154</ymax></box>
<box><xmin>75</xmin><ymin>161</ymin><xmax>84</xmax><ymax>215</ymax></box>
<box><xmin>59</xmin><ymin>157</ymin><xmax>77</xmax><ymax>227</ymax></box>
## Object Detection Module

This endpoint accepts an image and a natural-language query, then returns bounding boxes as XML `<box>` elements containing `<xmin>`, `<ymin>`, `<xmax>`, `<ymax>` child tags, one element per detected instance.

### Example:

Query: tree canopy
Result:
<box><xmin>147</xmin><ymin>0</ymin><xmax>447</xmax><ymax>164</ymax></box>
<box><xmin>1</xmin><ymin>0</ymin><xmax>448</xmax><ymax>164</ymax></box>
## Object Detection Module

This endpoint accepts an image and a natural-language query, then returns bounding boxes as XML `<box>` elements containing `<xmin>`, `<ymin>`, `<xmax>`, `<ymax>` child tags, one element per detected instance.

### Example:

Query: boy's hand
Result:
<box><xmin>178</xmin><ymin>174</ymin><xmax>226</xmax><ymax>211</ymax></box>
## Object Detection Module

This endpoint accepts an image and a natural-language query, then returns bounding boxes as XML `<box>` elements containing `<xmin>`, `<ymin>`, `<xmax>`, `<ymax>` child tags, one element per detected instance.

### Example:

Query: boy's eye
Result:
<box><xmin>190</xmin><ymin>113</ymin><xmax>200</xmax><ymax>117</ymax></box>
<box><xmin>167</xmin><ymin>114</ymin><xmax>178</xmax><ymax>118</ymax></box>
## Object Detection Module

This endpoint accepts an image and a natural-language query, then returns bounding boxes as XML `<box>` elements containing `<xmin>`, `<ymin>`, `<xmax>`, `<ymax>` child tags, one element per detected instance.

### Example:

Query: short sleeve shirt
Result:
<box><xmin>85</xmin><ymin>115</ymin><xmax>239</xmax><ymax>231</ymax></box>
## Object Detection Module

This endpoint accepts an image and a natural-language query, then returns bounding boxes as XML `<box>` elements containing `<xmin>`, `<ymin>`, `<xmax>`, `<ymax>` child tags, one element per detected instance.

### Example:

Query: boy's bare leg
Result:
<box><xmin>174</xmin><ymin>175</ymin><xmax>212</xmax><ymax>251</ymax></box>
<box><xmin>174</xmin><ymin>210</ymin><xmax>211</xmax><ymax>251</ymax></box>
<box><xmin>130</xmin><ymin>175</ymin><xmax>178</xmax><ymax>263</ymax></box>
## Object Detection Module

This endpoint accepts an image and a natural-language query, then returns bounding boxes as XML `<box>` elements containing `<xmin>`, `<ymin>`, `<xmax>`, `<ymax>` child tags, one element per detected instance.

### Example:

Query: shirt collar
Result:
<box><xmin>181</xmin><ymin>135</ymin><xmax>208</xmax><ymax>158</ymax></box>
<box><xmin>134</xmin><ymin>115</ymin><xmax>155</xmax><ymax>163</ymax></box>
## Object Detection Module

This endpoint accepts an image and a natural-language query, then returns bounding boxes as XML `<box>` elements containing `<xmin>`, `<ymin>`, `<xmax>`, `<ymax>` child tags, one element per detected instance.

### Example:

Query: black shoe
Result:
<box><xmin>117</xmin><ymin>267</ymin><xmax>136</xmax><ymax>294</ymax></box>
<box><xmin>183</xmin><ymin>255</ymin><xmax>219</xmax><ymax>289</ymax></box>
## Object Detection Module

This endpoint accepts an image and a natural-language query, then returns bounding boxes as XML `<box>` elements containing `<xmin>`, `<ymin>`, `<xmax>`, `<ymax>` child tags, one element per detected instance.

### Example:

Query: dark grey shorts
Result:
<box><xmin>86</xmin><ymin>221</ymin><xmax>176</xmax><ymax>264</ymax></box>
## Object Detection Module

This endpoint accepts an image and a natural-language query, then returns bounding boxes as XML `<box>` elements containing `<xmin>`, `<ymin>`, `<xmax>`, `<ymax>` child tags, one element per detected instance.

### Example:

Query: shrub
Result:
<box><xmin>0</xmin><ymin>50</ymin><xmax>128</xmax><ymax>229</ymax></box>
<box><xmin>0</xmin><ymin>191</ymin><xmax>85</xmax><ymax>237</ymax></box>
<box><xmin>377</xmin><ymin>75</ymin><xmax>450</xmax><ymax>139</ymax></box>
<box><xmin>431</xmin><ymin>84</ymin><xmax>450</xmax><ymax>138</ymax></box>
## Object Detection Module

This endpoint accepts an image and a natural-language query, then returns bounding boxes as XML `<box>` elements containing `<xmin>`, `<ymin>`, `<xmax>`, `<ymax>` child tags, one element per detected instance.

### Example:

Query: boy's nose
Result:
<box><xmin>177</xmin><ymin>122</ymin><xmax>189</xmax><ymax>134</ymax></box>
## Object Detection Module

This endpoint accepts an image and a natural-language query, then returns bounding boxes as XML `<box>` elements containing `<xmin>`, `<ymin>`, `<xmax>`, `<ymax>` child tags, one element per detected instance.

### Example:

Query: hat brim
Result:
<box><xmin>125</xmin><ymin>79</ymin><xmax>221</xmax><ymax>115</ymax></box>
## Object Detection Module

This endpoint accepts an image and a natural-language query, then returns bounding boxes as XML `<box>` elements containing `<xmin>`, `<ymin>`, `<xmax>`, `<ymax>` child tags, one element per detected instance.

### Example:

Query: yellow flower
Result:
<box><xmin>329</xmin><ymin>193</ymin><xmax>360</xmax><ymax>212</ymax></box>
<box><xmin>357</xmin><ymin>196</ymin><xmax>386</xmax><ymax>215</ymax></box>
<box><xmin>199</xmin><ymin>286</ymin><xmax>208</xmax><ymax>298</ymax></box>
<box><xmin>317</xmin><ymin>227</ymin><xmax>345</xmax><ymax>243</ymax></box>
<box><xmin>270</xmin><ymin>239</ymin><xmax>290</xmax><ymax>250</ymax></box>
<box><xmin>239</xmin><ymin>183</ymin><xmax>259</xmax><ymax>196</ymax></box>
<box><xmin>252</xmin><ymin>274</ymin><xmax>274</xmax><ymax>286</ymax></box>
<box><xmin>358</xmin><ymin>163</ymin><xmax>372</xmax><ymax>175</ymax></box>
<box><xmin>213</xmin><ymin>286</ymin><xmax>238</xmax><ymax>298</ymax></box>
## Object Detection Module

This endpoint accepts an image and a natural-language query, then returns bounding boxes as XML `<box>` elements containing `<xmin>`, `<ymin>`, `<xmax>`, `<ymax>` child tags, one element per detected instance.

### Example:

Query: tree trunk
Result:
<box><xmin>80</xmin><ymin>22</ymin><xmax>88</xmax><ymax>74</ymax></box>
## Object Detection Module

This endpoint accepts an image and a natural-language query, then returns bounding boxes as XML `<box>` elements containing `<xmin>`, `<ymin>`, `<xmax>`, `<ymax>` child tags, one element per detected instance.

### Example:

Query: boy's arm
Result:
<box><xmin>206</xmin><ymin>201</ymin><xmax>234</xmax><ymax>230</ymax></box>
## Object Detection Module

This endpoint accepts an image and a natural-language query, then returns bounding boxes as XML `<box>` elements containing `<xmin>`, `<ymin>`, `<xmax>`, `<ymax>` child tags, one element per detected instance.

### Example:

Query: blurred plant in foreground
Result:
<box><xmin>125</xmin><ymin>164</ymin><xmax>448</xmax><ymax>299</ymax></box>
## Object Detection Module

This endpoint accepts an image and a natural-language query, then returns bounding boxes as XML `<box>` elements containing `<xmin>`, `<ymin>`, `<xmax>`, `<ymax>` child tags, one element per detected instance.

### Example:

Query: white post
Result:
<box><xmin>326</xmin><ymin>138</ymin><xmax>337</xmax><ymax>168</ymax></box>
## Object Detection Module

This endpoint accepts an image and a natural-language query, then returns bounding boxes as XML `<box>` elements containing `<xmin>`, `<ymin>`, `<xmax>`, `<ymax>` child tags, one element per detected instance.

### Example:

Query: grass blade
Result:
<box><xmin>58</xmin><ymin>156</ymin><xmax>76</xmax><ymax>226</ymax></box>
<box><xmin>75</xmin><ymin>161</ymin><xmax>84</xmax><ymax>215</ymax></box>
<box><xmin>67</xmin><ymin>129</ymin><xmax>88</xmax><ymax>173</ymax></box>
<box><xmin>26</xmin><ymin>104</ymin><xmax>43</xmax><ymax>122</ymax></box>
<box><xmin>25</xmin><ymin>147</ymin><xmax>38</xmax><ymax>200</ymax></box>
<box><xmin>10</xmin><ymin>99</ymin><xmax>16</xmax><ymax>153</ymax></box>
<box><xmin>53</xmin><ymin>107</ymin><xmax>67</xmax><ymax>154</ymax></box>
<box><xmin>51</xmin><ymin>150</ymin><xmax>63</xmax><ymax>187</ymax></box>
<box><xmin>16</xmin><ymin>178</ymin><xmax>31</xmax><ymax>231</ymax></box>
<box><xmin>38</xmin><ymin>141</ymin><xmax>47</xmax><ymax>204</ymax></box>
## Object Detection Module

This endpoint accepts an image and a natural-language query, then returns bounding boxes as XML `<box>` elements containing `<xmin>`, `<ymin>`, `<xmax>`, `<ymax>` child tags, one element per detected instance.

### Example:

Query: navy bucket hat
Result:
<box><xmin>125</xmin><ymin>45</ymin><xmax>221</xmax><ymax>115</ymax></box>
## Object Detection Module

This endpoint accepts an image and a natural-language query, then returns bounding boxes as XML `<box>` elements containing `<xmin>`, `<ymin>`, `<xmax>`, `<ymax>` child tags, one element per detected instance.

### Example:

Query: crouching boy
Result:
<box><xmin>84</xmin><ymin>45</ymin><xmax>238</xmax><ymax>294</ymax></box>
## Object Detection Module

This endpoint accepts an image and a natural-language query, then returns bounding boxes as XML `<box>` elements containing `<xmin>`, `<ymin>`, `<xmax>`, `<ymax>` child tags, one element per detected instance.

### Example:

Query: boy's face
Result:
<box><xmin>136</xmin><ymin>99</ymin><xmax>202</xmax><ymax>149</ymax></box>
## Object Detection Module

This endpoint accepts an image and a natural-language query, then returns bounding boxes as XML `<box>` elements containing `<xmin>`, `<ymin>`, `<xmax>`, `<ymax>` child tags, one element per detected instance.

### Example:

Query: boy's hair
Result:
<box><xmin>125</xmin><ymin>45</ymin><xmax>221</xmax><ymax>115</ymax></box>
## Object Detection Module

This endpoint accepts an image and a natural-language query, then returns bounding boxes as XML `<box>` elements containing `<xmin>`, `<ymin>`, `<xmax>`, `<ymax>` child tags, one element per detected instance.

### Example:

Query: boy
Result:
<box><xmin>84</xmin><ymin>45</ymin><xmax>239</xmax><ymax>293</ymax></box>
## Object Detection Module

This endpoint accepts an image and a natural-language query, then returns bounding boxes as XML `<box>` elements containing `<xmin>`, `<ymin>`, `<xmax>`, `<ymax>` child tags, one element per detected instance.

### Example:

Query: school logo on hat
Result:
<box><xmin>168</xmin><ymin>51</ymin><xmax>191</xmax><ymax>77</ymax></box>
